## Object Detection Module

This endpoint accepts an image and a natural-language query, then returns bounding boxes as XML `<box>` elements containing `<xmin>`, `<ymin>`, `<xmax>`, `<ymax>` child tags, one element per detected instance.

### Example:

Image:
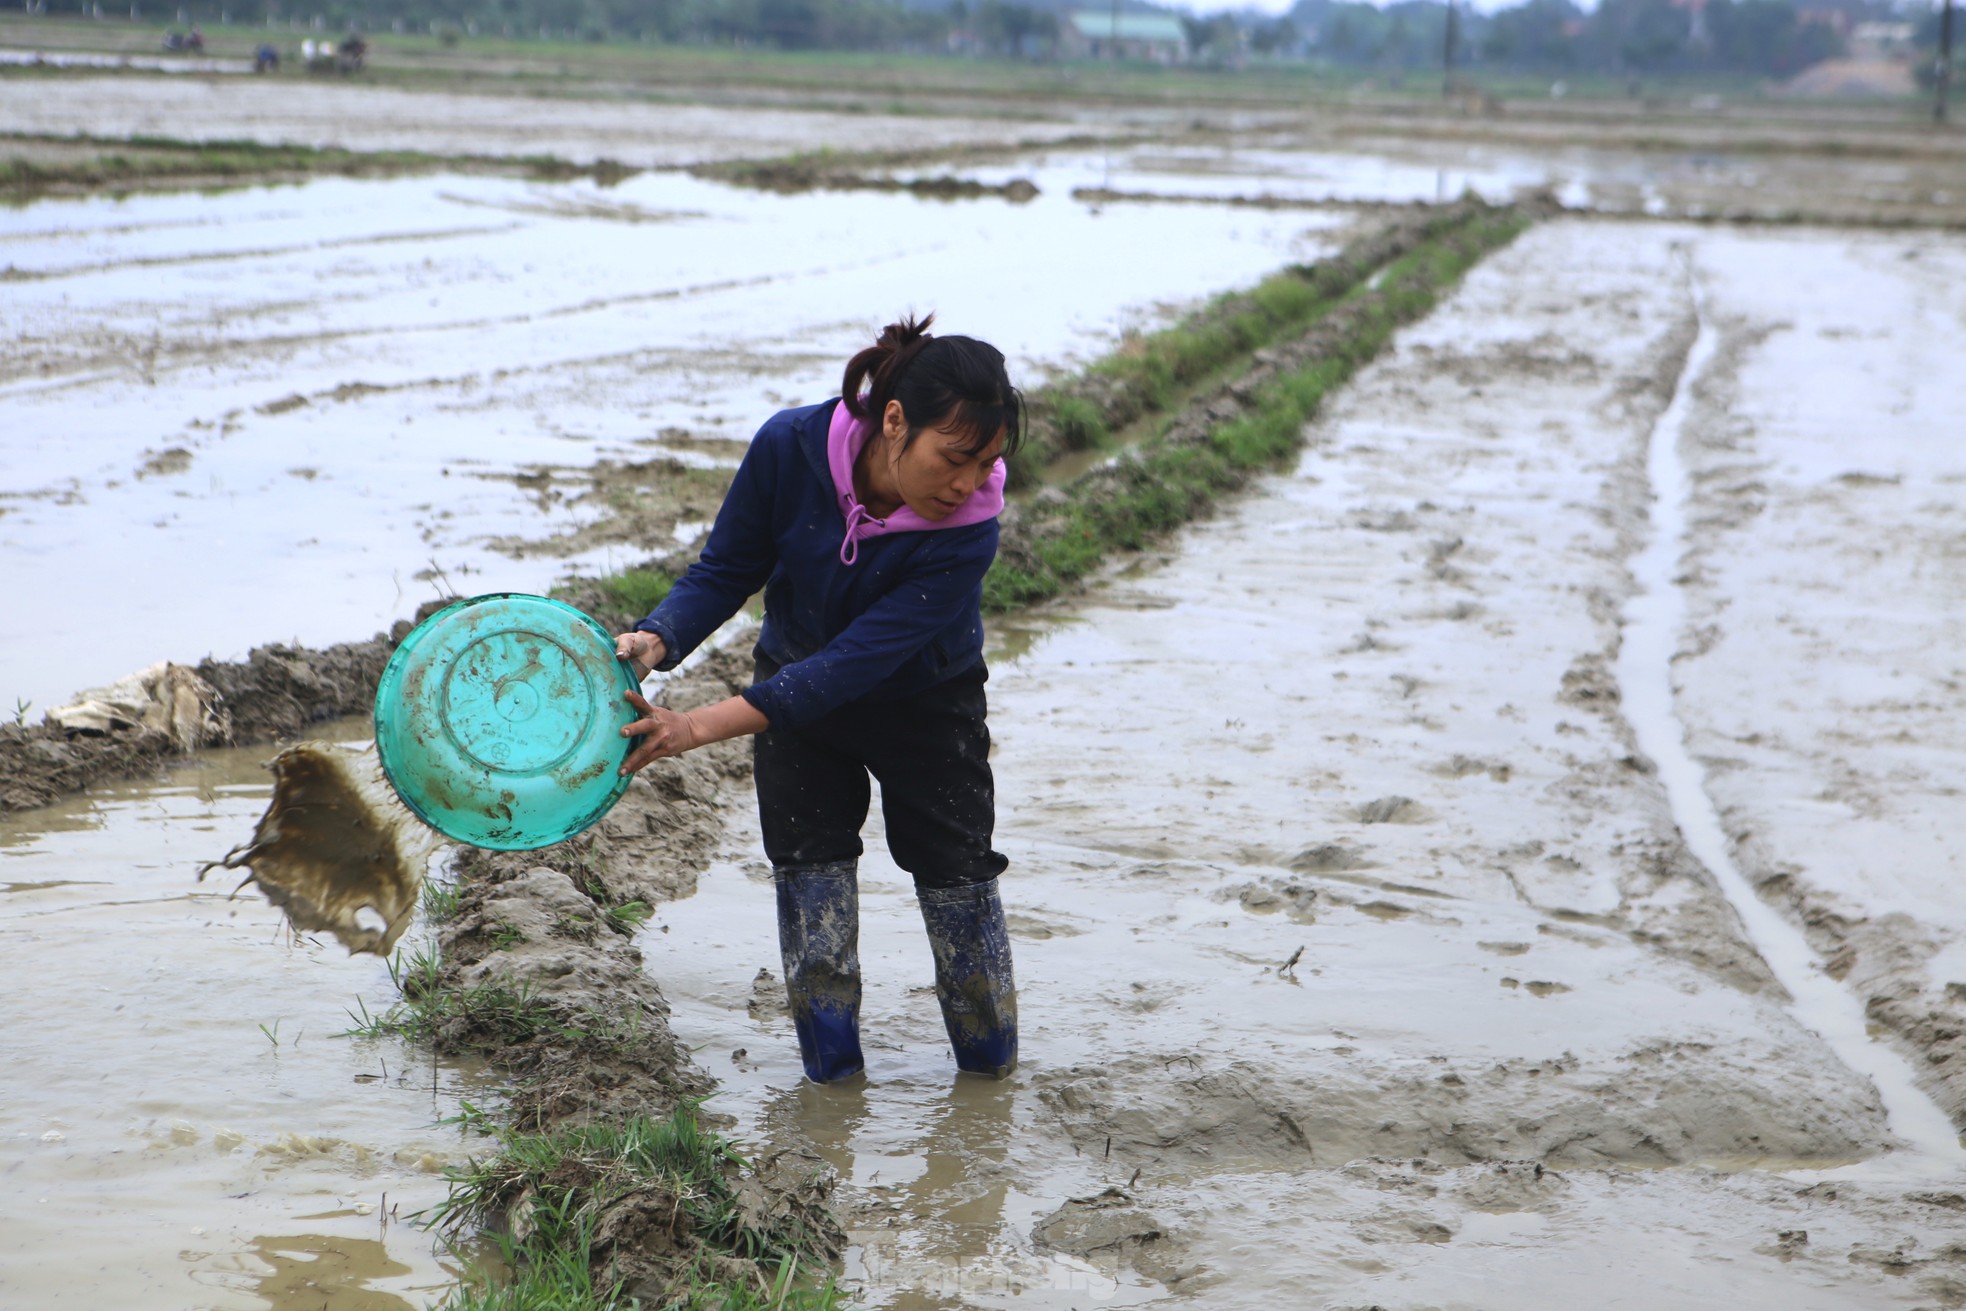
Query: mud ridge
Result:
<box><xmin>0</xmin><ymin>129</ymin><xmax>636</xmax><ymax>200</ymax></box>
<box><xmin>365</xmin><ymin>635</ymin><xmax>845</xmax><ymax>1298</ymax></box>
<box><xmin>685</xmin><ymin>131</ymin><xmax>1127</xmax><ymax>195</ymax></box>
<box><xmin>0</xmin><ymin>628</ymin><xmax>409</xmax><ymax>815</ymax></box>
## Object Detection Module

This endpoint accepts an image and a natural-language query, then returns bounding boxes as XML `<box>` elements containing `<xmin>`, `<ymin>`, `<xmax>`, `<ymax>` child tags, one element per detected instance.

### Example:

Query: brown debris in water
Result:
<box><xmin>201</xmin><ymin>743</ymin><xmax>434</xmax><ymax>956</ymax></box>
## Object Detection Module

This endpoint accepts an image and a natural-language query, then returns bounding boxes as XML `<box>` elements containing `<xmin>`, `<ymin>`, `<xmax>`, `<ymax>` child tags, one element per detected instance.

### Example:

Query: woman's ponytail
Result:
<box><xmin>841</xmin><ymin>313</ymin><xmax>936</xmax><ymax>423</ymax></box>
<box><xmin>839</xmin><ymin>312</ymin><xmax>1024</xmax><ymax>458</ymax></box>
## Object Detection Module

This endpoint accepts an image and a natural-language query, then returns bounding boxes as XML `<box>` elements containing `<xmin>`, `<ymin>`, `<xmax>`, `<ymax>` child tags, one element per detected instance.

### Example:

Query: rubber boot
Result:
<box><xmin>917</xmin><ymin>879</ymin><xmax>1018</xmax><ymax>1079</ymax></box>
<box><xmin>774</xmin><ymin>860</ymin><xmax>865</xmax><ymax>1083</ymax></box>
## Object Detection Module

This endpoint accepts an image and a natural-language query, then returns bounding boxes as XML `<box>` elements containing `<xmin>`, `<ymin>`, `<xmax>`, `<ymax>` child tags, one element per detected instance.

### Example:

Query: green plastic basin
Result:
<box><xmin>373</xmin><ymin>593</ymin><xmax>641</xmax><ymax>850</ymax></box>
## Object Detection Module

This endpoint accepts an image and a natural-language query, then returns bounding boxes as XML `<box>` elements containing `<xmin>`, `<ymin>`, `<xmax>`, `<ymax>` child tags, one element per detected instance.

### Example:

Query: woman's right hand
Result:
<box><xmin>614</xmin><ymin>631</ymin><xmax>667</xmax><ymax>678</ymax></box>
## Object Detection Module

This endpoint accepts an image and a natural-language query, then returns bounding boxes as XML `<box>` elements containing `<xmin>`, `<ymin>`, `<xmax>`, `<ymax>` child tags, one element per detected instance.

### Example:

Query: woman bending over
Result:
<box><xmin>613</xmin><ymin>314</ymin><xmax>1023</xmax><ymax>1084</ymax></box>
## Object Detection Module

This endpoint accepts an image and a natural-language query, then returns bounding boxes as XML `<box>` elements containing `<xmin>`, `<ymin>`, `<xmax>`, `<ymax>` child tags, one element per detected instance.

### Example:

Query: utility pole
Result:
<box><xmin>1939</xmin><ymin>0</ymin><xmax>1956</xmax><ymax>124</ymax></box>
<box><xmin>1442</xmin><ymin>0</ymin><xmax>1458</xmax><ymax>100</ymax></box>
<box><xmin>1109</xmin><ymin>0</ymin><xmax>1120</xmax><ymax>62</ymax></box>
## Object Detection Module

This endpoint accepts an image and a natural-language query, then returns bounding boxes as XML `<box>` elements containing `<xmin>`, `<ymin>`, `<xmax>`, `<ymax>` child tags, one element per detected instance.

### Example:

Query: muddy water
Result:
<box><xmin>0</xmin><ymin>170</ymin><xmax>1344</xmax><ymax>715</ymax></box>
<box><xmin>0</xmin><ymin>725</ymin><xmax>483</xmax><ymax>1309</ymax></box>
<box><xmin>638</xmin><ymin>219</ymin><xmax>1966</xmax><ymax>1309</ymax></box>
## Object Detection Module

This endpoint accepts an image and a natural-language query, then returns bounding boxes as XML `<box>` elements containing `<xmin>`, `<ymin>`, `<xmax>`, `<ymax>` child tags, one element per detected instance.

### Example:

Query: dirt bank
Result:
<box><xmin>0</xmin><ymin>631</ymin><xmax>396</xmax><ymax>814</ymax></box>
<box><xmin>0</xmin><ymin>130</ymin><xmax>637</xmax><ymax>199</ymax></box>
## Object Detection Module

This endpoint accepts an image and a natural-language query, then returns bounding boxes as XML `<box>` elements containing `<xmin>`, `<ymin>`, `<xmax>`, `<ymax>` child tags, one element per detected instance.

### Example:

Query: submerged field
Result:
<box><xmin>2</xmin><ymin>48</ymin><xmax>1964</xmax><ymax>1311</ymax></box>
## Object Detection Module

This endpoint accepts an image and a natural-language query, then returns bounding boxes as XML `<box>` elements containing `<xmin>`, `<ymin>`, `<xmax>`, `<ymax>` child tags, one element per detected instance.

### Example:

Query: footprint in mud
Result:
<box><xmin>1357</xmin><ymin>796</ymin><xmax>1432</xmax><ymax>824</ymax></box>
<box><xmin>1122</xmin><ymin>981</ymin><xmax>1182</xmax><ymax>1013</ymax></box>
<box><xmin>1433</xmin><ymin>754</ymin><xmax>1514</xmax><ymax>783</ymax></box>
<box><xmin>747</xmin><ymin>966</ymin><xmax>787</xmax><ymax>1019</ymax></box>
<box><xmin>1498</xmin><ymin>978</ymin><xmax>1573</xmax><ymax>996</ymax></box>
<box><xmin>1218</xmin><ymin>881</ymin><xmax>1318</xmax><ymax>922</ymax></box>
<box><xmin>1452</xmin><ymin>1161</ymin><xmax>1570</xmax><ymax>1214</ymax></box>
<box><xmin>1352</xmin><ymin>1209</ymin><xmax>1455</xmax><ymax>1245</ymax></box>
<box><xmin>1755</xmin><ymin>1229</ymin><xmax>1811</xmax><ymax>1263</ymax></box>
<box><xmin>1290</xmin><ymin>843</ymin><xmax>1373</xmax><ymax>872</ymax></box>
<box><xmin>1005</xmin><ymin>911</ymin><xmax>1086</xmax><ymax>940</ymax></box>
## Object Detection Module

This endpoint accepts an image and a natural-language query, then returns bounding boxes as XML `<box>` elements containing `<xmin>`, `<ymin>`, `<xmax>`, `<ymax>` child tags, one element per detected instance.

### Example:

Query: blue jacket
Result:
<box><xmin>635</xmin><ymin>399</ymin><xmax>997</xmax><ymax>730</ymax></box>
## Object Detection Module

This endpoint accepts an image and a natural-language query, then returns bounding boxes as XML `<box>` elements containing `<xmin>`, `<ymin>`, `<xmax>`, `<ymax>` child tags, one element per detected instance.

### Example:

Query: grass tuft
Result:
<box><xmin>343</xmin><ymin>970</ymin><xmax>573</xmax><ymax>1050</ymax></box>
<box><xmin>592</xmin><ymin>567</ymin><xmax>675</xmax><ymax>619</ymax></box>
<box><xmin>428</xmin><ymin>1105</ymin><xmax>845</xmax><ymax>1311</ymax></box>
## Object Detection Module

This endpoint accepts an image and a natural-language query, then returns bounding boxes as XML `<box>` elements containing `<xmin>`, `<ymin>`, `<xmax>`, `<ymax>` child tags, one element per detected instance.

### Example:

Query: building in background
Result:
<box><xmin>1061</xmin><ymin>10</ymin><xmax>1189</xmax><ymax>62</ymax></box>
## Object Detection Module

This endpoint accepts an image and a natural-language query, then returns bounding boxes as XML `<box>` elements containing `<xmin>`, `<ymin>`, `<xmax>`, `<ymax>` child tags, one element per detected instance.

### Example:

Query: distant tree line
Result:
<box><xmin>81</xmin><ymin>0</ymin><xmax>1930</xmax><ymax>78</ymax></box>
<box><xmin>1300</xmin><ymin>0</ymin><xmax>1854</xmax><ymax>78</ymax></box>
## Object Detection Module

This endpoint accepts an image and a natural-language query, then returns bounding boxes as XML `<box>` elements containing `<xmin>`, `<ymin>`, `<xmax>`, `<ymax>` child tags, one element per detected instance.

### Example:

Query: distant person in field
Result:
<box><xmin>613</xmin><ymin>315</ymin><xmax>1022</xmax><ymax>1085</ymax></box>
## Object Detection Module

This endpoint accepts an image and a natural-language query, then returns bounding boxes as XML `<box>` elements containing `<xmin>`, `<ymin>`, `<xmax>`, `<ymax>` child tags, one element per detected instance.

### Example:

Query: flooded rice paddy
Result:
<box><xmin>1</xmin><ymin>167</ymin><xmax>1344</xmax><ymax>716</ymax></box>
<box><xmin>5</xmin><ymin>79</ymin><xmax>1966</xmax><ymax>1308</ymax></box>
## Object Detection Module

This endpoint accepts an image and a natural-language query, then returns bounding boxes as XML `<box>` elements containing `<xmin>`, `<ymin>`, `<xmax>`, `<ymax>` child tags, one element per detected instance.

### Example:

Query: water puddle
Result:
<box><xmin>0</xmin><ymin>48</ymin><xmax>249</xmax><ymax>74</ymax></box>
<box><xmin>1613</xmin><ymin>249</ymin><xmax>1966</xmax><ymax>1174</ymax></box>
<box><xmin>0</xmin><ymin>723</ymin><xmax>484</xmax><ymax>1308</ymax></box>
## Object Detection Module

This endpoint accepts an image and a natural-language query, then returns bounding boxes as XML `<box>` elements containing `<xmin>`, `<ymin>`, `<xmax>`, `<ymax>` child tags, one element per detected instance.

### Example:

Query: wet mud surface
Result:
<box><xmin>1661</xmin><ymin>230</ymin><xmax>1966</xmax><ymax>1128</ymax></box>
<box><xmin>640</xmin><ymin>219</ymin><xmax>1966</xmax><ymax>1309</ymax></box>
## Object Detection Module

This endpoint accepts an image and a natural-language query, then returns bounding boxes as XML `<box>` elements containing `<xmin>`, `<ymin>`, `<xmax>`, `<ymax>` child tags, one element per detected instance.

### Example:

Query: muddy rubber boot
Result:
<box><xmin>774</xmin><ymin>860</ymin><xmax>865</xmax><ymax>1084</ymax></box>
<box><xmin>918</xmin><ymin>879</ymin><xmax>1018</xmax><ymax>1079</ymax></box>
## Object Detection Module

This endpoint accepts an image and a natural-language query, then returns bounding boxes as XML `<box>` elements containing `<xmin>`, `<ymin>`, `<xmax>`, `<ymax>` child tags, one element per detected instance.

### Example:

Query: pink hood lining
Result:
<box><xmin>827</xmin><ymin>398</ymin><xmax>1006</xmax><ymax>565</ymax></box>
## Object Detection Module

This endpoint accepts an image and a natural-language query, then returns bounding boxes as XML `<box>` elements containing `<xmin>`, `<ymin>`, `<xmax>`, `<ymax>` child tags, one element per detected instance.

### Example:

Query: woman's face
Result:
<box><xmin>881</xmin><ymin>401</ymin><xmax>1006</xmax><ymax>521</ymax></box>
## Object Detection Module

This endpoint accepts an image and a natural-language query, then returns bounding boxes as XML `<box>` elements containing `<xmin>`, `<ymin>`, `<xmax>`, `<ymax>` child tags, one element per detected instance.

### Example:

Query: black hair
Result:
<box><xmin>840</xmin><ymin>313</ymin><xmax>1025</xmax><ymax>458</ymax></box>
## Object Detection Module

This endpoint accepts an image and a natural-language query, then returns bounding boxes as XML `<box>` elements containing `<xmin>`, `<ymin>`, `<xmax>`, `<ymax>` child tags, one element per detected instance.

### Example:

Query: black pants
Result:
<box><xmin>752</xmin><ymin>651</ymin><xmax>1008</xmax><ymax>891</ymax></box>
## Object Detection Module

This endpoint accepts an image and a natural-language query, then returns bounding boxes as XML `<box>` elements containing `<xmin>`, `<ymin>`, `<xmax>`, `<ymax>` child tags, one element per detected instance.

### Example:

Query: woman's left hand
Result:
<box><xmin>619</xmin><ymin>689</ymin><xmax>699</xmax><ymax>774</ymax></box>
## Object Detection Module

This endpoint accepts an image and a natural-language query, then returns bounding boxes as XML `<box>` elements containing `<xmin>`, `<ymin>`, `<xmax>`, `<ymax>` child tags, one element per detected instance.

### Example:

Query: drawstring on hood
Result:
<box><xmin>839</xmin><ymin>502</ymin><xmax>878</xmax><ymax>566</ymax></box>
<box><xmin>828</xmin><ymin>398</ymin><xmax>1005</xmax><ymax>566</ymax></box>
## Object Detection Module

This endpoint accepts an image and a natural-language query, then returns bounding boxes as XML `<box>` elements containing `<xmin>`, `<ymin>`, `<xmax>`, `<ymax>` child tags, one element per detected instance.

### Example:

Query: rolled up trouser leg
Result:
<box><xmin>917</xmin><ymin>878</ymin><xmax>1018</xmax><ymax>1079</ymax></box>
<box><xmin>775</xmin><ymin>860</ymin><xmax>864</xmax><ymax>1083</ymax></box>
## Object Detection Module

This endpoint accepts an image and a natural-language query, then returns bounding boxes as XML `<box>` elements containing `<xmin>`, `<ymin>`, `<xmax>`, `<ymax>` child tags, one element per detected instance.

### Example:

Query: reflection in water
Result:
<box><xmin>902</xmin><ymin>1078</ymin><xmax>1014</xmax><ymax>1241</ymax></box>
<box><xmin>759</xmin><ymin>1073</ymin><xmax>1111</xmax><ymax>1308</ymax></box>
<box><xmin>199</xmin><ymin>1233</ymin><xmax>415</xmax><ymax>1311</ymax></box>
<box><xmin>763</xmin><ymin>1076</ymin><xmax>873</xmax><ymax>1179</ymax></box>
